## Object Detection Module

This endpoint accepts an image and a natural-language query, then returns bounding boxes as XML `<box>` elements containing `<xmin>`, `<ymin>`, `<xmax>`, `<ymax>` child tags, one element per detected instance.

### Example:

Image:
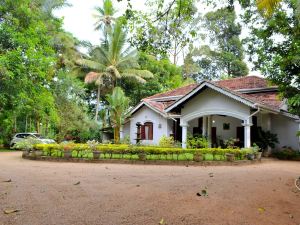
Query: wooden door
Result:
<box><xmin>236</xmin><ymin>127</ymin><xmax>244</xmax><ymax>147</ymax></box>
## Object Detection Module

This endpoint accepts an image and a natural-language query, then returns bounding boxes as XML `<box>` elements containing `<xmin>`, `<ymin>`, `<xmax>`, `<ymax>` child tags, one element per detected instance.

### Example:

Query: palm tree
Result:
<box><xmin>94</xmin><ymin>0</ymin><xmax>116</xmax><ymax>42</ymax></box>
<box><xmin>256</xmin><ymin>0</ymin><xmax>282</xmax><ymax>16</ymax></box>
<box><xmin>106</xmin><ymin>87</ymin><xmax>129</xmax><ymax>143</ymax></box>
<box><xmin>84</xmin><ymin>71</ymin><xmax>104</xmax><ymax>121</ymax></box>
<box><xmin>77</xmin><ymin>18</ymin><xmax>153</xmax><ymax>121</ymax></box>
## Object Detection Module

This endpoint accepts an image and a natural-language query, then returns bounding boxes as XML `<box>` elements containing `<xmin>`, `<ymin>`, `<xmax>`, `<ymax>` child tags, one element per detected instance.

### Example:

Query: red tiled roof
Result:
<box><xmin>145</xmin><ymin>83</ymin><xmax>198</xmax><ymax>100</ymax></box>
<box><xmin>216</xmin><ymin>75</ymin><xmax>273</xmax><ymax>90</ymax></box>
<box><xmin>244</xmin><ymin>92</ymin><xmax>282</xmax><ymax>109</ymax></box>
<box><xmin>139</xmin><ymin>76</ymin><xmax>283</xmax><ymax>114</ymax></box>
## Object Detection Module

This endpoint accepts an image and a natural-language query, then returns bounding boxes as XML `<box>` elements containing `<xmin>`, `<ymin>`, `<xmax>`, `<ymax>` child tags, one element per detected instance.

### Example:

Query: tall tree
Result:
<box><xmin>121</xmin><ymin>52</ymin><xmax>194</xmax><ymax>106</ymax></box>
<box><xmin>243</xmin><ymin>0</ymin><xmax>300</xmax><ymax>115</ymax></box>
<box><xmin>94</xmin><ymin>0</ymin><xmax>117</xmax><ymax>42</ymax></box>
<box><xmin>0</xmin><ymin>0</ymin><xmax>58</xmax><ymax>143</ymax></box>
<box><xmin>77</xmin><ymin>18</ymin><xmax>153</xmax><ymax>107</ymax></box>
<box><xmin>0</xmin><ymin>0</ymin><xmax>97</xmax><ymax>144</ymax></box>
<box><xmin>183</xmin><ymin>7</ymin><xmax>249</xmax><ymax>80</ymax></box>
<box><xmin>126</xmin><ymin>0</ymin><xmax>200</xmax><ymax>64</ymax></box>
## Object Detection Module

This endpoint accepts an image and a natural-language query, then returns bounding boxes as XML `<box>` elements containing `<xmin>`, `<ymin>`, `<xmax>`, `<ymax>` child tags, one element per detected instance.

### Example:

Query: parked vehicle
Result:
<box><xmin>10</xmin><ymin>133</ymin><xmax>55</xmax><ymax>148</ymax></box>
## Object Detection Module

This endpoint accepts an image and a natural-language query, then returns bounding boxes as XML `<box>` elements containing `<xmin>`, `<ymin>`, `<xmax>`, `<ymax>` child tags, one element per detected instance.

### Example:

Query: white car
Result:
<box><xmin>10</xmin><ymin>133</ymin><xmax>55</xmax><ymax>148</ymax></box>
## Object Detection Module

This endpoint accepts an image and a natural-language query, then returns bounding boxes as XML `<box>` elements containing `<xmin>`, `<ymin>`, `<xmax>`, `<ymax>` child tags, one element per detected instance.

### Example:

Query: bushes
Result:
<box><xmin>159</xmin><ymin>135</ymin><xmax>175</xmax><ymax>147</ymax></box>
<box><xmin>187</xmin><ymin>135</ymin><xmax>209</xmax><ymax>149</ymax></box>
<box><xmin>273</xmin><ymin>148</ymin><xmax>300</xmax><ymax>160</ymax></box>
<box><xmin>31</xmin><ymin>143</ymin><xmax>254</xmax><ymax>161</ymax></box>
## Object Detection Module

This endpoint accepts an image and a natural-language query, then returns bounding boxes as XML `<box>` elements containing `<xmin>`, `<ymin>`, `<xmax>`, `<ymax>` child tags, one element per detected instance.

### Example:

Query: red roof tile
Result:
<box><xmin>216</xmin><ymin>76</ymin><xmax>273</xmax><ymax>90</ymax></box>
<box><xmin>244</xmin><ymin>92</ymin><xmax>282</xmax><ymax>109</ymax></box>
<box><xmin>145</xmin><ymin>83</ymin><xmax>198</xmax><ymax>100</ymax></box>
<box><xmin>139</xmin><ymin>76</ymin><xmax>283</xmax><ymax>114</ymax></box>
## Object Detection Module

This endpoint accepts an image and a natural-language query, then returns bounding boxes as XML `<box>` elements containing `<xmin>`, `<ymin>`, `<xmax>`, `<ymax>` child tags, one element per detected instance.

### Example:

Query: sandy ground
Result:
<box><xmin>0</xmin><ymin>152</ymin><xmax>299</xmax><ymax>225</ymax></box>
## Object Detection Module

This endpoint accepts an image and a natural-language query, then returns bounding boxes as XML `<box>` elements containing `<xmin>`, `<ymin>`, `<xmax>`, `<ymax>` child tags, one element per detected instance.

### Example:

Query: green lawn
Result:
<box><xmin>0</xmin><ymin>149</ymin><xmax>16</xmax><ymax>152</ymax></box>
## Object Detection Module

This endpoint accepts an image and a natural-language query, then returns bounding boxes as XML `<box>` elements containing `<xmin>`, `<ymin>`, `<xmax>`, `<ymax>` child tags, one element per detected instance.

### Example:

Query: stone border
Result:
<box><xmin>22</xmin><ymin>155</ymin><xmax>262</xmax><ymax>166</ymax></box>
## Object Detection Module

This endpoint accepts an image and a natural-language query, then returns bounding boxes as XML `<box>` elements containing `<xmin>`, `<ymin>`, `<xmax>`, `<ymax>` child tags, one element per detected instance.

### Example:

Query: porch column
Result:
<box><xmin>181</xmin><ymin>123</ymin><xmax>189</xmax><ymax>148</ymax></box>
<box><xmin>243</xmin><ymin>119</ymin><xmax>252</xmax><ymax>148</ymax></box>
<box><xmin>120</xmin><ymin>125</ymin><xmax>124</xmax><ymax>140</ymax></box>
<box><xmin>202</xmin><ymin>116</ymin><xmax>207</xmax><ymax>137</ymax></box>
<box><xmin>207</xmin><ymin>115</ymin><xmax>212</xmax><ymax>147</ymax></box>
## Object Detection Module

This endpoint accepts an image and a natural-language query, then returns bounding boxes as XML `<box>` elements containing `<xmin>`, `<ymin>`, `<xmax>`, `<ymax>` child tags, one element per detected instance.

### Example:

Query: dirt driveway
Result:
<box><xmin>0</xmin><ymin>152</ymin><xmax>299</xmax><ymax>225</ymax></box>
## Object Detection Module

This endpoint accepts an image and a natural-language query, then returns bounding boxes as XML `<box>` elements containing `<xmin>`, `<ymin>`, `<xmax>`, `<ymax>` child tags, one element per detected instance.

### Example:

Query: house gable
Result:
<box><xmin>180</xmin><ymin>88</ymin><xmax>252</xmax><ymax>123</ymax></box>
<box><xmin>165</xmin><ymin>81</ymin><xmax>257</xmax><ymax>113</ymax></box>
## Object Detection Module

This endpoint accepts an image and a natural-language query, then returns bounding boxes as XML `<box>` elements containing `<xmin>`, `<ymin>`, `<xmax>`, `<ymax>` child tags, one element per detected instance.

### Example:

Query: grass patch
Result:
<box><xmin>0</xmin><ymin>149</ymin><xmax>16</xmax><ymax>152</ymax></box>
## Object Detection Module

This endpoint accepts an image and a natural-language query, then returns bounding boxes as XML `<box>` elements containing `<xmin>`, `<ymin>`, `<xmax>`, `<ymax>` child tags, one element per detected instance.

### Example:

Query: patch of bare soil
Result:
<box><xmin>0</xmin><ymin>152</ymin><xmax>299</xmax><ymax>225</ymax></box>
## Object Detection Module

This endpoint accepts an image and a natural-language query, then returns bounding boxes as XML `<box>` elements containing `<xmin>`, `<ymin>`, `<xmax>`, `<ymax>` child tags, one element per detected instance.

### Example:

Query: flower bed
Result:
<box><xmin>29</xmin><ymin>143</ymin><xmax>256</xmax><ymax>162</ymax></box>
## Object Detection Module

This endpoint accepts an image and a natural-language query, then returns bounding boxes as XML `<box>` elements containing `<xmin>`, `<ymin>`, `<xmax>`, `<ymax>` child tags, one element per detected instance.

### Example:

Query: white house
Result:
<box><xmin>122</xmin><ymin>76</ymin><xmax>300</xmax><ymax>151</ymax></box>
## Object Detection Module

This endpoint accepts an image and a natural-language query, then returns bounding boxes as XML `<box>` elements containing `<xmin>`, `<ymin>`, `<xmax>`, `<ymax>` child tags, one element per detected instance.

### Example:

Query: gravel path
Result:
<box><xmin>0</xmin><ymin>152</ymin><xmax>299</xmax><ymax>225</ymax></box>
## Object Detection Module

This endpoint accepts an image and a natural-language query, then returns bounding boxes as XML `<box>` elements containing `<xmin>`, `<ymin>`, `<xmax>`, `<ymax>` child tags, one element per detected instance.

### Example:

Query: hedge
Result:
<box><xmin>32</xmin><ymin>144</ymin><xmax>255</xmax><ymax>161</ymax></box>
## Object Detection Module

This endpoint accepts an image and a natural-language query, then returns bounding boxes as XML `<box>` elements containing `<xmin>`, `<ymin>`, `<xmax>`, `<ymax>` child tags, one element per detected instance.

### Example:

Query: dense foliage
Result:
<box><xmin>243</xmin><ymin>0</ymin><xmax>300</xmax><ymax>115</ymax></box>
<box><xmin>0</xmin><ymin>0</ymin><xmax>95</xmax><ymax>145</ymax></box>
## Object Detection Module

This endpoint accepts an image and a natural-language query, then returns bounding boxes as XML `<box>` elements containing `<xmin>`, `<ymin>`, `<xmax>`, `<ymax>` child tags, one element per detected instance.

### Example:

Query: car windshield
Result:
<box><xmin>32</xmin><ymin>134</ymin><xmax>45</xmax><ymax>139</ymax></box>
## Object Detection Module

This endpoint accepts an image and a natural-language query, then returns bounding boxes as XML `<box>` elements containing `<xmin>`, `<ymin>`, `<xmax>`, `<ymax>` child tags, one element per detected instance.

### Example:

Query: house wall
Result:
<box><xmin>128</xmin><ymin>106</ymin><xmax>169</xmax><ymax>145</ymax></box>
<box><xmin>188</xmin><ymin>116</ymin><xmax>242</xmax><ymax>140</ymax></box>
<box><xmin>181</xmin><ymin>88</ymin><xmax>251</xmax><ymax>123</ymax></box>
<box><xmin>270</xmin><ymin>114</ymin><xmax>299</xmax><ymax>150</ymax></box>
<box><xmin>122</xmin><ymin>122</ymin><xmax>130</xmax><ymax>140</ymax></box>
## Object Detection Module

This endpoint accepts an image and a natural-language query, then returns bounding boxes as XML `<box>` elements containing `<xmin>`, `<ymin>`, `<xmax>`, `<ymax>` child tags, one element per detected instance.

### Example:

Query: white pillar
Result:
<box><xmin>243</xmin><ymin>119</ymin><xmax>252</xmax><ymax>148</ymax></box>
<box><xmin>202</xmin><ymin>116</ymin><xmax>207</xmax><ymax>137</ymax></box>
<box><xmin>120</xmin><ymin>125</ymin><xmax>124</xmax><ymax>140</ymax></box>
<box><xmin>181</xmin><ymin>123</ymin><xmax>188</xmax><ymax>148</ymax></box>
<box><xmin>207</xmin><ymin>115</ymin><xmax>212</xmax><ymax>147</ymax></box>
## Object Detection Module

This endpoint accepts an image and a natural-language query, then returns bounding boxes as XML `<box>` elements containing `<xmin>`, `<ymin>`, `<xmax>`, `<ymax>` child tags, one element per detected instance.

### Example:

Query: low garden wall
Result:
<box><xmin>21</xmin><ymin>144</ymin><xmax>262</xmax><ymax>165</ymax></box>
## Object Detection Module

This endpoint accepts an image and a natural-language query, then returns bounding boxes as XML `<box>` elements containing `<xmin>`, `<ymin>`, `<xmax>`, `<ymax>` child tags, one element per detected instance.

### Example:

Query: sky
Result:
<box><xmin>54</xmin><ymin>0</ymin><xmax>146</xmax><ymax>45</ymax></box>
<box><xmin>54</xmin><ymin>0</ymin><xmax>259</xmax><ymax>73</ymax></box>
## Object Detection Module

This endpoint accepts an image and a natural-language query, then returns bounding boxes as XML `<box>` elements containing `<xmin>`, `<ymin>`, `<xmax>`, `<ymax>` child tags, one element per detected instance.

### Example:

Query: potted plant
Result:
<box><xmin>138</xmin><ymin>151</ymin><xmax>147</xmax><ymax>161</ymax></box>
<box><xmin>87</xmin><ymin>140</ymin><xmax>100</xmax><ymax>159</ymax></box>
<box><xmin>34</xmin><ymin>148</ymin><xmax>43</xmax><ymax>157</ymax></box>
<box><xmin>193</xmin><ymin>151</ymin><xmax>203</xmax><ymax>162</ymax></box>
<box><xmin>63</xmin><ymin>145</ymin><xmax>72</xmax><ymax>159</ymax></box>
<box><xmin>225</xmin><ymin>153</ymin><xmax>235</xmax><ymax>162</ymax></box>
<box><xmin>246</xmin><ymin>153</ymin><xmax>255</xmax><ymax>160</ymax></box>
<box><xmin>252</xmin><ymin>143</ymin><xmax>262</xmax><ymax>160</ymax></box>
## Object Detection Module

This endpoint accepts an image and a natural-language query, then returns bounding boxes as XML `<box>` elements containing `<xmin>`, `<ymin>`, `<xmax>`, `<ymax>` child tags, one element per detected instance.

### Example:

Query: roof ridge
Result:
<box><xmin>215</xmin><ymin>75</ymin><xmax>265</xmax><ymax>82</ymax></box>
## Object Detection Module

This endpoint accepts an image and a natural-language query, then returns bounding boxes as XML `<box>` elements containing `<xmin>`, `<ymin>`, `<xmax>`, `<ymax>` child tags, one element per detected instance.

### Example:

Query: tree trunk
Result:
<box><xmin>13</xmin><ymin>116</ymin><xmax>17</xmax><ymax>133</ymax></box>
<box><xmin>45</xmin><ymin>119</ymin><xmax>48</xmax><ymax>136</ymax></box>
<box><xmin>114</xmin><ymin>126</ymin><xmax>120</xmax><ymax>144</ymax></box>
<box><xmin>95</xmin><ymin>84</ymin><xmax>101</xmax><ymax>122</ymax></box>
<box><xmin>36</xmin><ymin>118</ymin><xmax>40</xmax><ymax>133</ymax></box>
<box><xmin>25</xmin><ymin>115</ymin><xmax>28</xmax><ymax>132</ymax></box>
<box><xmin>29</xmin><ymin>117</ymin><xmax>32</xmax><ymax>132</ymax></box>
<box><xmin>173</xmin><ymin>40</ymin><xmax>178</xmax><ymax>65</ymax></box>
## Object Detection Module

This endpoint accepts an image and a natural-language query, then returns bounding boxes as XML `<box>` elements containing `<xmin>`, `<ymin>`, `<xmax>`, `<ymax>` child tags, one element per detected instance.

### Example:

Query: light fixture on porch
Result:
<box><xmin>158</xmin><ymin>123</ymin><xmax>162</xmax><ymax>128</ymax></box>
<box><xmin>213</xmin><ymin>120</ymin><xmax>215</xmax><ymax>123</ymax></box>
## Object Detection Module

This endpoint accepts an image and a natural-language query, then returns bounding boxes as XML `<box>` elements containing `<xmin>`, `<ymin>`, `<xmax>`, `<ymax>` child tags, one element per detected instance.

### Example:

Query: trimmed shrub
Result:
<box><xmin>29</xmin><ymin>143</ymin><xmax>255</xmax><ymax>161</ymax></box>
<box><xmin>159</xmin><ymin>135</ymin><xmax>175</xmax><ymax>147</ymax></box>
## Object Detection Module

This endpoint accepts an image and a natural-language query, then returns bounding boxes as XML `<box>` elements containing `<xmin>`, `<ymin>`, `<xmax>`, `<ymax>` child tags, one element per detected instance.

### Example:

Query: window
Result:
<box><xmin>141</xmin><ymin>122</ymin><xmax>153</xmax><ymax>140</ymax></box>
